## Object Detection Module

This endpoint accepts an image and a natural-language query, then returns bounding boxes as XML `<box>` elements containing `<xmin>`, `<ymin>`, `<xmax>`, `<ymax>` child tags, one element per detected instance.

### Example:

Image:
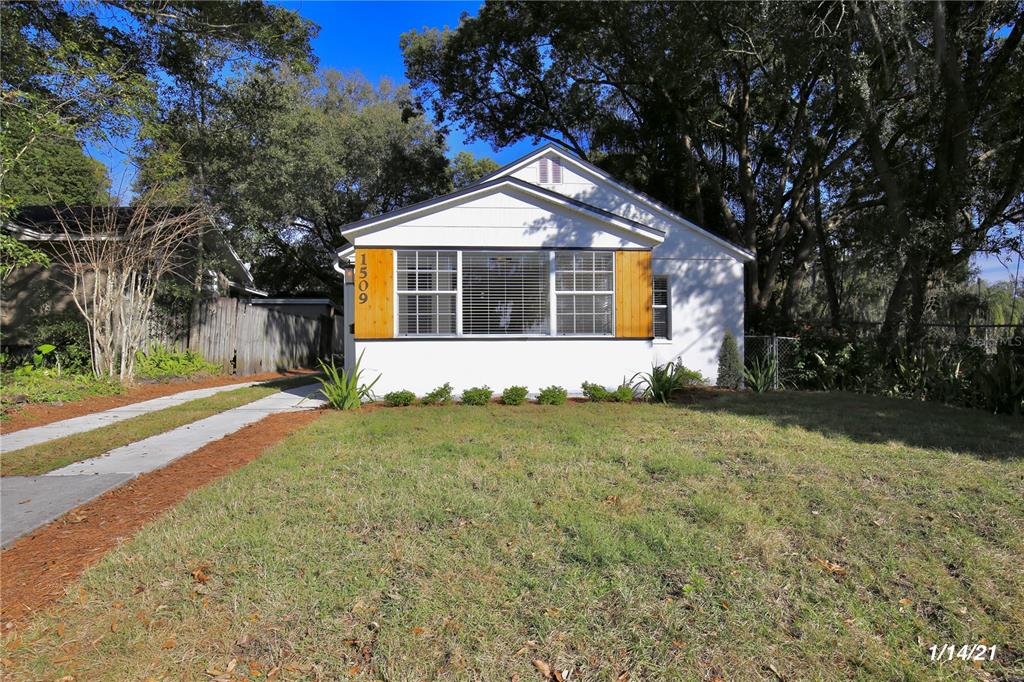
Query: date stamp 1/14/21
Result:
<box><xmin>929</xmin><ymin>643</ymin><xmax>997</xmax><ymax>663</ymax></box>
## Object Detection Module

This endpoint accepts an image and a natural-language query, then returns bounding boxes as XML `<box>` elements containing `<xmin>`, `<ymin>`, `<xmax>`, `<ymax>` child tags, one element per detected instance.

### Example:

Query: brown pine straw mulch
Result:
<box><xmin>1</xmin><ymin>369</ymin><xmax>314</xmax><ymax>434</ymax></box>
<box><xmin>0</xmin><ymin>409</ymin><xmax>324</xmax><ymax>629</ymax></box>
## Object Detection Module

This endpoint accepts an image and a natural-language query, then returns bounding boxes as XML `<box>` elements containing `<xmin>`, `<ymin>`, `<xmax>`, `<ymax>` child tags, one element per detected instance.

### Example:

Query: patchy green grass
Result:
<box><xmin>5</xmin><ymin>392</ymin><xmax>1022</xmax><ymax>680</ymax></box>
<box><xmin>0</xmin><ymin>376</ymin><xmax>317</xmax><ymax>476</ymax></box>
<box><xmin>0</xmin><ymin>371</ymin><xmax>122</xmax><ymax>415</ymax></box>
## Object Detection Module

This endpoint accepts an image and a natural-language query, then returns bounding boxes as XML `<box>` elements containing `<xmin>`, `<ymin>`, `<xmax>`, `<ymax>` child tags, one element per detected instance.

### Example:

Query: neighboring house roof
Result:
<box><xmin>337</xmin><ymin>176</ymin><xmax>666</xmax><ymax>256</ymax></box>
<box><xmin>4</xmin><ymin>205</ymin><xmax>266</xmax><ymax>296</ymax></box>
<box><xmin>475</xmin><ymin>142</ymin><xmax>755</xmax><ymax>261</ymax></box>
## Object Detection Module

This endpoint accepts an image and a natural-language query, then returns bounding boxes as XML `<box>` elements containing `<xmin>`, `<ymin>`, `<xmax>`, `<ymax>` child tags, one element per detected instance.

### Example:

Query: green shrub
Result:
<box><xmin>611</xmin><ymin>384</ymin><xmax>636</xmax><ymax>402</ymax></box>
<box><xmin>25</xmin><ymin>317</ymin><xmax>93</xmax><ymax>373</ymax></box>
<box><xmin>632</xmin><ymin>361</ymin><xmax>705</xmax><ymax>403</ymax></box>
<box><xmin>716</xmin><ymin>331</ymin><xmax>743</xmax><ymax>389</ymax></box>
<box><xmin>536</xmin><ymin>385</ymin><xmax>568</xmax><ymax>405</ymax></box>
<box><xmin>460</xmin><ymin>385</ymin><xmax>493</xmax><ymax>405</ymax></box>
<box><xmin>421</xmin><ymin>382</ymin><xmax>454</xmax><ymax>405</ymax></box>
<box><xmin>317</xmin><ymin>351</ymin><xmax>380</xmax><ymax>410</ymax></box>
<box><xmin>500</xmin><ymin>385</ymin><xmax>529</xmax><ymax>405</ymax></box>
<box><xmin>135</xmin><ymin>345</ymin><xmax>220</xmax><ymax>379</ymax></box>
<box><xmin>582</xmin><ymin>381</ymin><xmax>613</xmax><ymax>402</ymax></box>
<box><xmin>582</xmin><ymin>382</ymin><xmax>634</xmax><ymax>402</ymax></box>
<box><xmin>973</xmin><ymin>345</ymin><xmax>1024</xmax><ymax>416</ymax></box>
<box><xmin>1</xmin><ymin>372</ymin><xmax>121</xmax><ymax>411</ymax></box>
<box><xmin>383</xmin><ymin>389</ymin><xmax>416</xmax><ymax>407</ymax></box>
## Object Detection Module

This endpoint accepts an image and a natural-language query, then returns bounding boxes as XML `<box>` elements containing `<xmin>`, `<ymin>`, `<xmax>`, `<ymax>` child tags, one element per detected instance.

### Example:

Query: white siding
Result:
<box><xmin>355</xmin><ymin>338</ymin><xmax>653</xmax><ymax>396</ymax></box>
<box><xmin>350</xmin><ymin>187</ymin><xmax>651</xmax><ymax>250</ymax></box>
<box><xmin>651</xmin><ymin>257</ymin><xmax>745</xmax><ymax>381</ymax></box>
<box><xmin>511</xmin><ymin>154</ymin><xmax>741</xmax><ymax>259</ymax></box>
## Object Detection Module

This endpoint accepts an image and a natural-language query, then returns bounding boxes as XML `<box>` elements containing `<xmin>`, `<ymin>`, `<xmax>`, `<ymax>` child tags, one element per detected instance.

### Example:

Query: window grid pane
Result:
<box><xmin>555</xmin><ymin>251</ymin><xmax>614</xmax><ymax>335</ymax></box>
<box><xmin>397</xmin><ymin>250</ymin><xmax>457</xmax><ymax>335</ymax></box>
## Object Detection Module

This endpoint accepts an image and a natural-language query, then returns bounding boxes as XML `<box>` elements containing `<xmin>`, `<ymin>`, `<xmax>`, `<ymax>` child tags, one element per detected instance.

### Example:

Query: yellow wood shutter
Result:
<box><xmin>615</xmin><ymin>250</ymin><xmax>653</xmax><ymax>338</ymax></box>
<box><xmin>354</xmin><ymin>248</ymin><xmax>394</xmax><ymax>339</ymax></box>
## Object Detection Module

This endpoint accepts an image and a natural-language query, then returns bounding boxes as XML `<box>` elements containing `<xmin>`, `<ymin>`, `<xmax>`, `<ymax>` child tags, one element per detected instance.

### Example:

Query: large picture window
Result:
<box><xmin>555</xmin><ymin>252</ymin><xmax>614</xmax><ymax>335</ymax></box>
<box><xmin>396</xmin><ymin>250</ymin><xmax>457</xmax><ymax>335</ymax></box>
<box><xmin>392</xmin><ymin>249</ymin><xmax>625</xmax><ymax>337</ymax></box>
<box><xmin>462</xmin><ymin>252</ymin><xmax>550</xmax><ymax>335</ymax></box>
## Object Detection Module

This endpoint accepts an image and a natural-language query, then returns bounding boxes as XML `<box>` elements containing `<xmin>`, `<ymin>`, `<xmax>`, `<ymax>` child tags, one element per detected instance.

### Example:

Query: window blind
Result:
<box><xmin>555</xmin><ymin>252</ymin><xmax>614</xmax><ymax>335</ymax></box>
<box><xmin>462</xmin><ymin>252</ymin><xmax>550</xmax><ymax>335</ymax></box>
<box><xmin>396</xmin><ymin>250</ymin><xmax>457</xmax><ymax>335</ymax></box>
<box><xmin>653</xmin><ymin>275</ymin><xmax>670</xmax><ymax>339</ymax></box>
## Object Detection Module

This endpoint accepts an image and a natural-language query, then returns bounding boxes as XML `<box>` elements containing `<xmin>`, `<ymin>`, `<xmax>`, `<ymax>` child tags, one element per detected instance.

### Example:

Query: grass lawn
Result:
<box><xmin>1</xmin><ymin>376</ymin><xmax>317</xmax><ymax>476</ymax></box>
<box><xmin>5</xmin><ymin>392</ymin><xmax>1022</xmax><ymax>680</ymax></box>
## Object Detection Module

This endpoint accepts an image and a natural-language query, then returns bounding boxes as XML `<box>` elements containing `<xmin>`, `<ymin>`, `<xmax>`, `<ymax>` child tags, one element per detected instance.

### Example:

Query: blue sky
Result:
<box><xmin>276</xmin><ymin>0</ymin><xmax>534</xmax><ymax>162</ymax></box>
<box><xmin>93</xmin><ymin>0</ymin><xmax>1017</xmax><ymax>282</ymax></box>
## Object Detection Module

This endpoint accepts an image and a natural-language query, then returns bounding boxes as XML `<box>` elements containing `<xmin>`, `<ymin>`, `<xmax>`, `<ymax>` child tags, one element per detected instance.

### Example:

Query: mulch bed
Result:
<box><xmin>1</xmin><ymin>370</ymin><xmax>313</xmax><ymax>434</ymax></box>
<box><xmin>0</xmin><ymin>409</ymin><xmax>324</xmax><ymax>629</ymax></box>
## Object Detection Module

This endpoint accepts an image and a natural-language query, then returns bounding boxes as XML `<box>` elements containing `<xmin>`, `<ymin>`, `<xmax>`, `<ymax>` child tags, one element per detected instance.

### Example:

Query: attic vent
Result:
<box><xmin>538</xmin><ymin>158</ymin><xmax>562</xmax><ymax>184</ymax></box>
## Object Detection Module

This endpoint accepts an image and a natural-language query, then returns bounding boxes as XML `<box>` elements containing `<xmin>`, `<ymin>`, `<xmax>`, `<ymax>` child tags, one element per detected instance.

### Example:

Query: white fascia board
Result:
<box><xmin>337</xmin><ymin>179</ymin><xmax>664</xmax><ymax>250</ymax></box>
<box><xmin>482</xmin><ymin>144</ymin><xmax>756</xmax><ymax>262</ymax></box>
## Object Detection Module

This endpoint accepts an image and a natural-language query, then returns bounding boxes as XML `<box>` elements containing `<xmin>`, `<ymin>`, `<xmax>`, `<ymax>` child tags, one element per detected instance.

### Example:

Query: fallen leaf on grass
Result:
<box><xmin>533</xmin><ymin>659</ymin><xmax>553</xmax><ymax>679</ymax></box>
<box><xmin>161</xmin><ymin>638</ymin><xmax>176</xmax><ymax>650</ymax></box>
<box><xmin>813</xmin><ymin>557</ymin><xmax>847</xmax><ymax>576</ymax></box>
<box><xmin>191</xmin><ymin>566</ymin><xmax>210</xmax><ymax>584</ymax></box>
<box><xmin>410</xmin><ymin>627</ymin><xmax>426</xmax><ymax>635</ymax></box>
<box><xmin>617</xmin><ymin>673</ymin><xmax>630</xmax><ymax>682</ymax></box>
<box><xmin>515</xmin><ymin>640</ymin><xmax>539</xmax><ymax>655</ymax></box>
<box><xmin>898</xmin><ymin>597</ymin><xmax>913</xmax><ymax>606</ymax></box>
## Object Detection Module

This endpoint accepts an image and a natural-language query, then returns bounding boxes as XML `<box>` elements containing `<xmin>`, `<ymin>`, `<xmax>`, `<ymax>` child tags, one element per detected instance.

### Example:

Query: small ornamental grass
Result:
<box><xmin>421</xmin><ymin>382</ymin><xmax>454</xmax><ymax>405</ymax></box>
<box><xmin>316</xmin><ymin>351</ymin><xmax>379</xmax><ymax>409</ymax></box>
<box><xmin>632</xmin><ymin>361</ymin><xmax>706</xmax><ymax>403</ymax></box>
<box><xmin>536</xmin><ymin>385</ymin><xmax>568</xmax><ymax>405</ymax></box>
<box><xmin>383</xmin><ymin>389</ymin><xmax>416</xmax><ymax>407</ymax></box>
<box><xmin>460</xmin><ymin>385</ymin><xmax>493</xmax><ymax>405</ymax></box>
<box><xmin>500</xmin><ymin>385</ymin><xmax>529</xmax><ymax>405</ymax></box>
<box><xmin>744</xmin><ymin>354</ymin><xmax>777</xmax><ymax>393</ymax></box>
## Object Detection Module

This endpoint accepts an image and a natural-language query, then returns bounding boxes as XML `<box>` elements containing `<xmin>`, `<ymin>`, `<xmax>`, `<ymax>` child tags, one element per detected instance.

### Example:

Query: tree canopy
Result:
<box><xmin>0</xmin><ymin>0</ymin><xmax>317</xmax><ymax>213</ymax></box>
<box><xmin>403</xmin><ymin>1</ymin><xmax>1024</xmax><ymax>340</ymax></box>
<box><xmin>134</xmin><ymin>69</ymin><xmax>496</xmax><ymax>296</ymax></box>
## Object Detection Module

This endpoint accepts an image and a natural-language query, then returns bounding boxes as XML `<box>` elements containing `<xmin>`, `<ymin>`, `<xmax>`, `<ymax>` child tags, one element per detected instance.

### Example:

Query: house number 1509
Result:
<box><xmin>358</xmin><ymin>253</ymin><xmax>369</xmax><ymax>304</ymax></box>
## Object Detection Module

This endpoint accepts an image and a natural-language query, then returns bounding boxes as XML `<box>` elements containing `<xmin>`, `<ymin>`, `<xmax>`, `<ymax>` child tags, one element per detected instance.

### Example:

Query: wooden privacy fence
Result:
<box><xmin>186</xmin><ymin>298</ymin><xmax>321</xmax><ymax>375</ymax></box>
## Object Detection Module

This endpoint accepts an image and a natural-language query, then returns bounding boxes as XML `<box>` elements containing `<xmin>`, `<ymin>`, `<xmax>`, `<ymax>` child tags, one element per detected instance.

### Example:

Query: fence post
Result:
<box><xmin>773</xmin><ymin>335</ymin><xmax>780</xmax><ymax>390</ymax></box>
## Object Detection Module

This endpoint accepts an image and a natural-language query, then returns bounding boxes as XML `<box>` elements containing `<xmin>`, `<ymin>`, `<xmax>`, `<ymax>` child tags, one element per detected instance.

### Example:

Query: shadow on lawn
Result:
<box><xmin>687</xmin><ymin>390</ymin><xmax>1024</xmax><ymax>461</ymax></box>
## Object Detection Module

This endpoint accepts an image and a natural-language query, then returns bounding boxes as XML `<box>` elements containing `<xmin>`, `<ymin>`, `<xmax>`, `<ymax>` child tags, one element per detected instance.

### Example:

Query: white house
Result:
<box><xmin>334</xmin><ymin>144</ymin><xmax>753</xmax><ymax>396</ymax></box>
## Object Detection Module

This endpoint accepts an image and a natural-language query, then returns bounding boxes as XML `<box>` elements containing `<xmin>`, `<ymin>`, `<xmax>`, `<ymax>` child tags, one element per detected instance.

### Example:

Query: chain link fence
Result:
<box><xmin>744</xmin><ymin>335</ymin><xmax>799</xmax><ymax>390</ymax></box>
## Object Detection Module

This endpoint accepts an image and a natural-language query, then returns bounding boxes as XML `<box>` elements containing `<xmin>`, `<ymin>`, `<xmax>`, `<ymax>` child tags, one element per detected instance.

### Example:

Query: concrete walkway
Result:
<box><xmin>1</xmin><ymin>380</ymin><xmax>263</xmax><ymax>452</ymax></box>
<box><xmin>1</xmin><ymin>382</ymin><xmax>324</xmax><ymax>547</ymax></box>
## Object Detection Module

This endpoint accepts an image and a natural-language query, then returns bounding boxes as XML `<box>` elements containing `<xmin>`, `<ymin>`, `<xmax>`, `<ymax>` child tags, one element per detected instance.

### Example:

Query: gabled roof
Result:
<box><xmin>336</xmin><ymin>176</ymin><xmax>665</xmax><ymax>255</ymax></box>
<box><xmin>476</xmin><ymin>143</ymin><xmax>755</xmax><ymax>261</ymax></box>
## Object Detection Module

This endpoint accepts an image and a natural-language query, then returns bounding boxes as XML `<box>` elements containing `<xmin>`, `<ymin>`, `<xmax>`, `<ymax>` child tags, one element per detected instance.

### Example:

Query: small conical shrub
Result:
<box><xmin>716</xmin><ymin>331</ymin><xmax>743</xmax><ymax>389</ymax></box>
